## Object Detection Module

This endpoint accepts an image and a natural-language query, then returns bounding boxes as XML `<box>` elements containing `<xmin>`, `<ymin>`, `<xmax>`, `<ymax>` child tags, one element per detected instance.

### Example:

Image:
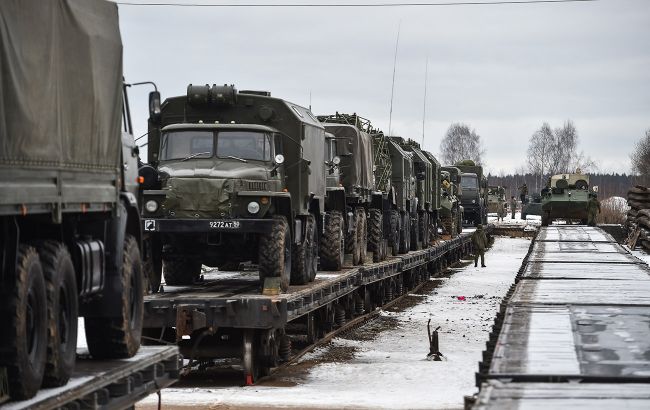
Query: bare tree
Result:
<box><xmin>527</xmin><ymin>122</ymin><xmax>554</xmax><ymax>189</ymax></box>
<box><xmin>439</xmin><ymin>123</ymin><xmax>485</xmax><ymax>165</ymax></box>
<box><xmin>631</xmin><ymin>129</ymin><xmax>650</xmax><ymax>177</ymax></box>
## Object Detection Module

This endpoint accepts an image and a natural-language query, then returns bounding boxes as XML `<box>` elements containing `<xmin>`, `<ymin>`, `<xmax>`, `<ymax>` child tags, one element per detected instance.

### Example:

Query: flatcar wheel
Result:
<box><xmin>242</xmin><ymin>329</ymin><xmax>261</xmax><ymax>385</ymax></box>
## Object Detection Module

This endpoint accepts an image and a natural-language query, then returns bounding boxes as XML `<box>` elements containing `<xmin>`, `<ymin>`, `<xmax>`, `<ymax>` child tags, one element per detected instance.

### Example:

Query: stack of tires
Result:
<box><xmin>627</xmin><ymin>186</ymin><xmax>650</xmax><ymax>251</ymax></box>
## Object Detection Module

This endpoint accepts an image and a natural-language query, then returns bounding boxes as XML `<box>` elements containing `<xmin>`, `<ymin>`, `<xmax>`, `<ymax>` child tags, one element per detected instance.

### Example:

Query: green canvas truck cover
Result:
<box><xmin>0</xmin><ymin>0</ymin><xmax>122</xmax><ymax>171</ymax></box>
<box><xmin>323</xmin><ymin>124</ymin><xmax>374</xmax><ymax>191</ymax></box>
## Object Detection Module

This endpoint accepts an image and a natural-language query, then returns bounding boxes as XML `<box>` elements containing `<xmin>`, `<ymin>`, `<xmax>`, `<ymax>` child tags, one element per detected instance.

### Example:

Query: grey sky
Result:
<box><xmin>118</xmin><ymin>0</ymin><xmax>650</xmax><ymax>174</ymax></box>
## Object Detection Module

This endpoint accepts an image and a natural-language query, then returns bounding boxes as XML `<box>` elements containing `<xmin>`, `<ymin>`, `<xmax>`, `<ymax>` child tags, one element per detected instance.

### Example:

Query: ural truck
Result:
<box><xmin>141</xmin><ymin>85</ymin><xmax>327</xmax><ymax>291</ymax></box>
<box><xmin>388</xmin><ymin>138</ymin><xmax>417</xmax><ymax>254</ymax></box>
<box><xmin>541</xmin><ymin>173</ymin><xmax>593</xmax><ymax>226</ymax></box>
<box><xmin>318</xmin><ymin>113</ymin><xmax>390</xmax><ymax>264</ymax></box>
<box><xmin>440</xmin><ymin>167</ymin><xmax>464</xmax><ymax>237</ymax></box>
<box><xmin>0</xmin><ymin>0</ymin><xmax>145</xmax><ymax>400</ymax></box>
<box><xmin>421</xmin><ymin>150</ymin><xmax>443</xmax><ymax>240</ymax></box>
<box><xmin>455</xmin><ymin>160</ymin><xmax>488</xmax><ymax>226</ymax></box>
<box><xmin>396</xmin><ymin>139</ymin><xmax>439</xmax><ymax>249</ymax></box>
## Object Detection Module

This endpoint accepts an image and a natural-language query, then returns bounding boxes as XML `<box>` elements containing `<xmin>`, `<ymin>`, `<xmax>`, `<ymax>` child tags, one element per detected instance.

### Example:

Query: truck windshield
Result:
<box><xmin>160</xmin><ymin>130</ymin><xmax>214</xmax><ymax>161</ymax></box>
<box><xmin>217</xmin><ymin>131</ymin><xmax>271</xmax><ymax>162</ymax></box>
<box><xmin>461</xmin><ymin>177</ymin><xmax>478</xmax><ymax>189</ymax></box>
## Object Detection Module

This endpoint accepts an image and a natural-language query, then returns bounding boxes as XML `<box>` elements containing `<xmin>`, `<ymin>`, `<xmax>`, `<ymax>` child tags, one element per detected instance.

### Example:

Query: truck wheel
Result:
<box><xmin>36</xmin><ymin>241</ymin><xmax>78</xmax><ymax>387</ymax></box>
<box><xmin>162</xmin><ymin>257</ymin><xmax>202</xmax><ymax>286</ymax></box>
<box><xmin>410</xmin><ymin>214</ymin><xmax>419</xmax><ymax>251</ymax></box>
<box><xmin>320</xmin><ymin>211</ymin><xmax>344</xmax><ymax>271</ymax></box>
<box><xmin>419</xmin><ymin>213</ymin><xmax>429</xmax><ymax>247</ymax></box>
<box><xmin>345</xmin><ymin>211</ymin><xmax>360</xmax><ymax>265</ymax></box>
<box><xmin>356</xmin><ymin>209</ymin><xmax>367</xmax><ymax>264</ymax></box>
<box><xmin>368</xmin><ymin>209</ymin><xmax>383</xmax><ymax>262</ymax></box>
<box><xmin>259</xmin><ymin>216</ymin><xmax>291</xmax><ymax>291</ymax></box>
<box><xmin>389</xmin><ymin>210</ymin><xmax>400</xmax><ymax>256</ymax></box>
<box><xmin>291</xmin><ymin>215</ymin><xmax>317</xmax><ymax>285</ymax></box>
<box><xmin>85</xmin><ymin>235</ymin><xmax>143</xmax><ymax>359</ymax></box>
<box><xmin>2</xmin><ymin>246</ymin><xmax>47</xmax><ymax>400</ymax></box>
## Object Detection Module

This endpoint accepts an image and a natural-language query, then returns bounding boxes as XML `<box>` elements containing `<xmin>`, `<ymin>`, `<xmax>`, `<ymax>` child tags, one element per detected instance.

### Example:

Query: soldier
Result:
<box><xmin>471</xmin><ymin>224</ymin><xmax>488</xmax><ymax>267</ymax></box>
<box><xmin>510</xmin><ymin>196</ymin><xmax>517</xmax><ymax>219</ymax></box>
<box><xmin>518</xmin><ymin>183</ymin><xmax>528</xmax><ymax>204</ymax></box>
<box><xmin>496</xmin><ymin>199</ymin><xmax>506</xmax><ymax>222</ymax></box>
<box><xmin>587</xmin><ymin>195</ymin><xmax>601</xmax><ymax>226</ymax></box>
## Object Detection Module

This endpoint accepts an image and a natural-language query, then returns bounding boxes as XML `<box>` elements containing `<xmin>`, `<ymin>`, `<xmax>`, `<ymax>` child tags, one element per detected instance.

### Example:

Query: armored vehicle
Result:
<box><xmin>0</xmin><ymin>0</ymin><xmax>145</xmax><ymax>400</ymax></box>
<box><xmin>388</xmin><ymin>138</ymin><xmax>417</xmax><ymax>254</ymax></box>
<box><xmin>522</xmin><ymin>193</ymin><xmax>543</xmax><ymax>220</ymax></box>
<box><xmin>440</xmin><ymin>167</ymin><xmax>463</xmax><ymax>236</ymax></box>
<box><xmin>541</xmin><ymin>173</ymin><xmax>593</xmax><ymax>226</ymax></box>
<box><xmin>142</xmin><ymin>85</ymin><xmax>327</xmax><ymax>291</ymax></box>
<box><xmin>455</xmin><ymin>160</ymin><xmax>488</xmax><ymax>226</ymax></box>
<box><xmin>487</xmin><ymin>186</ymin><xmax>506</xmax><ymax>213</ymax></box>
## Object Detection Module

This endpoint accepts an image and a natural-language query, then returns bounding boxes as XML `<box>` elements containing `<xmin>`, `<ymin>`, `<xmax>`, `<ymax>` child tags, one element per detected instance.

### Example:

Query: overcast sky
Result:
<box><xmin>117</xmin><ymin>0</ymin><xmax>650</xmax><ymax>175</ymax></box>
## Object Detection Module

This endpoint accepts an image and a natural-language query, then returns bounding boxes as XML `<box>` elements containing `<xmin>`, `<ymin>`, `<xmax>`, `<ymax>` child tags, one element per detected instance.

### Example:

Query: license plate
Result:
<box><xmin>209</xmin><ymin>220</ymin><xmax>241</xmax><ymax>229</ymax></box>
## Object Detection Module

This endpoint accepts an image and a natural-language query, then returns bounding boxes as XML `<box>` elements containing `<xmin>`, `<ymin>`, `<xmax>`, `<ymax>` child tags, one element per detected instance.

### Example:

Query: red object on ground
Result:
<box><xmin>246</xmin><ymin>375</ymin><xmax>253</xmax><ymax>385</ymax></box>
<box><xmin>457</xmin><ymin>296</ymin><xmax>466</xmax><ymax>301</ymax></box>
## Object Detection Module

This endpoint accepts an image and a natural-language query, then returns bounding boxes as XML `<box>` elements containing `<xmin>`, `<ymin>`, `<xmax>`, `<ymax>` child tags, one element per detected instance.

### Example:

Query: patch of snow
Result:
<box><xmin>137</xmin><ymin>237</ymin><xmax>531</xmax><ymax>410</ymax></box>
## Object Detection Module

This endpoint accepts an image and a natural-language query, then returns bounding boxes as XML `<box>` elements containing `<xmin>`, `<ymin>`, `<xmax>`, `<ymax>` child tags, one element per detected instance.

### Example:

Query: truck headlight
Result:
<box><xmin>145</xmin><ymin>200</ymin><xmax>159</xmax><ymax>213</ymax></box>
<box><xmin>247</xmin><ymin>201</ymin><xmax>260</xmax><ymax>214</ymax></box>
<box><xmin>472</xmin><ymin>199</ymin><xmax>476</xmax><ymax>204</ymax></box>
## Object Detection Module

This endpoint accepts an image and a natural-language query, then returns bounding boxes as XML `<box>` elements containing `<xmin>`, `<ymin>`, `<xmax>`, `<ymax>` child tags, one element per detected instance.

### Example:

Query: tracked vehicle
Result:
<box><xmin>142</xmin><ymin>85</ymin><xmax>327</xmax><ymax>291</ymax></box>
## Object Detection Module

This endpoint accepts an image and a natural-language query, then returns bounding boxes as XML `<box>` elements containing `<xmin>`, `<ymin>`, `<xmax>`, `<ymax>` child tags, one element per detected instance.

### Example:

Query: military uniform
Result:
<box><xmin>496</xmin><ymin>200</ymin><xmax>506</xmax><ymax>222</ymax></box>
<box><xmin>471</xmin><ymin>225</ymin><xmax>488</xmax><ymax>267</ymax></box>
<box><xmin>519</xmin><ymin>184</ymin><xmax>528</xmax><ymax>204</ymax></box>
<box><xmin>510</xmin><ymin>197</ymin><xmax>517</xmax><ymax>219</ymax></box>
<box><xmin>587</xmin><ymin>196</ymin><xmax>601</xmax><ymax>226</ymax></box>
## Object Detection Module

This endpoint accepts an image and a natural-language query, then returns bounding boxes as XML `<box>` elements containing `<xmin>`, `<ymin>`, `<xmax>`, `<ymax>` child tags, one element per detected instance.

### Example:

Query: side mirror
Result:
<box><xmin>149</xmin><ymin>91</ymin><xmax>162</xmax><ymax>123</ymax></box>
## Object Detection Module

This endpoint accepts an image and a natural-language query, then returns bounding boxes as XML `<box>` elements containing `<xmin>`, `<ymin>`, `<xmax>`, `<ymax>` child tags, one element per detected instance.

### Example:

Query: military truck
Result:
<box><xmin>396</xmin><ymin>139</ymin><xmax>439</xmax><ymax>249</ymax></box>
<box><xmin>317</xmin><ymin>113</ymin><xmax>388</xmax><ymax>264</ymax></box>
<box><xmin>142</xmin><ymin>85</ymin><xmax>328</xmax><ymax>291</ymax></box>
<box><xmin>522</xmin><ymin>193</ymin><xmax>543</xmax><ymax>220</ymax></box>
<box><xmin>440</xmin><ymin>167</ymin><xmax>464</xmax><ymax>236</ymax></box>
<box><xmin>455</xmin><ymin>160</ymin><xmax>488</xmax><ymax>226</ymax></box>
<box><xmin>541</xmin><ymin>173</ymin><xmax>593</xmax><ymax>226</ymax></box>
<box><xmin>0</xmin><ymin>0</ymin><xmax>145</xmax><ymax>399</ymax></box>
<box><xmin>388</xmin><ymin>138</ymin><xmax>417</xmax><ymax>253</ymax></box>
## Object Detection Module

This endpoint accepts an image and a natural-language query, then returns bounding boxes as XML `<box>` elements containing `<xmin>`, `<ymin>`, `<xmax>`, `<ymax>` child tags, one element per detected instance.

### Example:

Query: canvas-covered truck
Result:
<box><xmin>455</xmin><ymin>160</ymin><xmax>488</xmax><ymax>226</ymax></box>
<box><xmin>388</xmin><ymin>138</ymin><xmax>417</xmax><ymax>254</ymax></box>
<box><xmin>141</xmin><ymin>85</ymin><xmax>327</xmax><ymax>292</ymax></box>
<box><xmin>318</xmin><ymin>113</ymin><xmax>390</xmax><ymax>264</ymax></box>
<box><xmin>0</xmin><ymin>0</ymin><xmax>146</xmax><ymax>400</ymax></box>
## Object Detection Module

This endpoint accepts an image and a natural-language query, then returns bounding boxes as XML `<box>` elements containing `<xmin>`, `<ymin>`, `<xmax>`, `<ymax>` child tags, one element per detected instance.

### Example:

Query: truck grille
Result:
<box><xmin>246</xmin><ymin>181</ymin><xmax>268</xmax><ymax>191</ymax></box>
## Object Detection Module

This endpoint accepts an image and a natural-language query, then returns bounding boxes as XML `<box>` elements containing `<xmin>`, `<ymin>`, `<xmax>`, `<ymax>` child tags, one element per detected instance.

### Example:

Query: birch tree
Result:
<box><xmin>439</xmin><ymin>123</ymin><xmax>485</xmax><ymax>165</ymax></box>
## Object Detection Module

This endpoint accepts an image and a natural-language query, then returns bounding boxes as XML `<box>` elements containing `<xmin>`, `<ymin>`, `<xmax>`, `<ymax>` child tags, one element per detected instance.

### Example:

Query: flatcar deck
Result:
<box><xmin>474</xmin><ymin>225</ymin><xmax>650</xmax><ymax>408</ymax></box>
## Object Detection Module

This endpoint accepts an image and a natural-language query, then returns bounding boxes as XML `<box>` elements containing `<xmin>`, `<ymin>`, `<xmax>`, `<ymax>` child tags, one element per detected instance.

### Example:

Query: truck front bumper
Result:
<box><xmin>142</xmin><ymin>218</ymin><xmax>276</xmax><ymax>234</ymax></box>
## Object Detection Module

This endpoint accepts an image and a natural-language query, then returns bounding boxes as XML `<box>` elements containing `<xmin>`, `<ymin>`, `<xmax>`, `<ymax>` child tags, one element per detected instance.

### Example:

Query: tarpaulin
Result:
<box><xmin>324</xmin><ymin>124</ymin><xmax>374</xmax><ymax>191</ymax></box>
<box><xmin>0</xmin><ymin>0</ymin><xmax>123</xmax><ymax>170</ymax></box>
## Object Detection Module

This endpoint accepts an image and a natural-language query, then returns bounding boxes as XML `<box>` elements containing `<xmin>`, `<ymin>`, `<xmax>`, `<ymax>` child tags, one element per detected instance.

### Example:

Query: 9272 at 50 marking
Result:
<box><xmin>210</xmin><ymin>220</ymin><xmax>241</xmax><ymax>229</ymax></box>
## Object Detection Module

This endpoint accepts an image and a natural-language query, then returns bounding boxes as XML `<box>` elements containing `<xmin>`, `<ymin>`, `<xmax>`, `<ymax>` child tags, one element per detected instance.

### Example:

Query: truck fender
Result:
<box><xmin>121</xmin><ymin>192</ymin><xmax>142</xmax><ymax>248</ymax></box>
<box><xmin>0</xmin><ymin>217</ymin><xmax>19</xmax><ymax>285</ymax></box>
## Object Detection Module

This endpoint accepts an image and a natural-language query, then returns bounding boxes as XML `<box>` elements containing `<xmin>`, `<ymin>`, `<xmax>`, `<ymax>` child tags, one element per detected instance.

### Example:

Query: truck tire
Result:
<box><xmin>2</xmin><ymin>246</ymin><xmax>47</xmax><ymax>400</ymax></box>
<box><xmin>356</xmin><ymin>208</ymin><xmax>367</xmax><ymax>264</ymax></box>
<box><xmin>259</xmin><ymin>216</ymin><xmax>291</xmax><ymax>291</ymax></box>
<box><xmin>162</xmin><ymin>257</ymin><xmax>202</xmax><ymax>286</ymax></box>
<box><xmin>389</xmin><ymin>210</ymin><xmax>400</xmax><ymax>256</ymax></box>
<box><xmin>85</xmin><ymin>235</ymin><xmax>143</xmax><ymax>359</ymax></box>
<box><xmin>36</xmin><ymin>241</ymin><xmax>78</xmax><ymax>387</ymax></box>
<box><xmin>419</xmin><ymin>212</ymin><xmax>429</xmax><ymax>248</ymax></box>
<box><xmin>410</xmin><ymin>214</ymin><xmax>419</xmax><ymax>251</ymax></box>
<box><xmin>368</xmin><ymin>209</ymin><xmax>383</xmax><ymax>262</ymax></box>
<box><xmin>320</xmin><ymin>211</ymin><xmax>344</xmax><ymax>271</ymax></box>
<box><xmin>345</xmin><ymin>211</ymin><xmax>360</xmax><ymax>265</ymax></box>
<box><xmin>291</xmin><ymin>214</ymin><xmax>317</xmax><ymax>285</ymax></box>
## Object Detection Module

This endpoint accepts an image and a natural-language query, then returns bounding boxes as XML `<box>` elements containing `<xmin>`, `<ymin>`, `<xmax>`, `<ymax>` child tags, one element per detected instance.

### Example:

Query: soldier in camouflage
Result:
<box><xmin>587</xmin><ymin>195</ymin><xmax>601</xmax><ymax>226</ymax></box>
<box><xmin>471</xmin><ymin>224</ymin><xmax>488</xmax><ymax>267</ymax></box>
<box><xmin>510</xmin><ymin>196</ymin><xmax>517</xmax><ymax>219</ymax></box>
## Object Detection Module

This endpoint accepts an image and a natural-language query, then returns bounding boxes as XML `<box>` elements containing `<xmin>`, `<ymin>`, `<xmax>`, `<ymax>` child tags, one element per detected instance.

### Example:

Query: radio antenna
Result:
<box><xmin>422</xmin><ymin>57</ymin><xmax>429</xmax><ymax>145</ymax></box>
<box><xmin>388</xmin><ymin>21</ymin><xmax>401</xmax><ymax>137</ymax></box>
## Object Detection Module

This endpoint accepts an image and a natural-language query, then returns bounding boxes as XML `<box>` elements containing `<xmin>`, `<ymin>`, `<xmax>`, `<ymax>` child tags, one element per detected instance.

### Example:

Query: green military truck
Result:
<box><xmin>0</xmin><ymin>0</ymin><xmax>145</xmax><ymax>399</ymax></box>
<box><xmin>440</xmin><ymin>167</ymin><xmax>464</xmax><ymax>236</ymax></box>
<box><xmin>487</xmin><ymin>186</ymin><xmax>506</xmax><ymax>213</ymax></box>
<box><xmin>455</xmin><ymin>160</ymin><xmax>488</xmax><ymax>226</ymax></box>
<box><xmin>142</xmin><ymin>85</ymin><xmax>327</xmax><ymax>291</ymax></box>
<box><xmin>387</xmin><ymin>138</ymin><xmax>417</xmax><ymax>254</ymax></box>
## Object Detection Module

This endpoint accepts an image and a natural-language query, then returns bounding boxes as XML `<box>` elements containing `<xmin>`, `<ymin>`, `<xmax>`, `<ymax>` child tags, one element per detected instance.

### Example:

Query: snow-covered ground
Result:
<box><xmin>489</xmin><ymin>211</ymin><xmax>541</xmax><ymax>231</ymax></box>
<box><xmin>137</xmin><ymin>237</ymin><xmax>531</xmax><ymax>409</ymax></box>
